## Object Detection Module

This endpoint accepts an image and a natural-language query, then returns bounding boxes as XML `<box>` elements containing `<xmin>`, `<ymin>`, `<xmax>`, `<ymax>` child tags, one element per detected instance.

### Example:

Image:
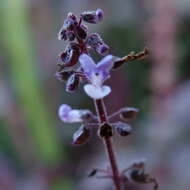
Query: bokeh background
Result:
<box><xmin>0</xmin><ymin>0</ymin><xmax>190</xmax><ymax>189</ymax></box>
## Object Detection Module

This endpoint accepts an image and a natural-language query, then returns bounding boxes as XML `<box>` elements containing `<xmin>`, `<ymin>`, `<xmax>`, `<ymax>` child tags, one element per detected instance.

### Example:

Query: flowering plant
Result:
<box><xmin>56</xmin><ymin>9</ymin><xmax>157</xmax><ymax>190</ymax></box>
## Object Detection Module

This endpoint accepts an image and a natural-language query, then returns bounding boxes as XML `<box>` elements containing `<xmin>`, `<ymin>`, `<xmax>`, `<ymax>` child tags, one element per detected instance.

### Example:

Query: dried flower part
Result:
<box><xmin>81</xmin><ymin>9</ymin><xmax>104</xmax><ymax>24</ymax></box>
<box><xmin>55</xmin><ymin>70</ymin><xmax>74</xmax><ymax>82</ymax></box>
<box><xmin>114</xmin><ymin>122</ymin><xmax>132</xmax><ymax>136</ymax></box>
<box><xmin>98</xmin><ymin>123</ymin><xmax>113</xmax><ymax>138</ymax></box>
<box><xmin>124</xmin><ymin>160</ymin><xmax>158</xmax><ymax>190</ymax></box>
<box><xmin>66</xmin><ymin>74</ymin><xmax>79</xmax><ymax>92</ymax></box>
<box><xmin>72</xmin><ymin>125</ymin><xmax>90</xmax><ymax>145</ymax></box>
<box><xmin>87</xmin><ymin>33</ymin><xmax>109</xmax><ymax>55</ymax></box>
<box><xmin>120</xmin><ymin>107</ymin><xmax>139</xmax><ymax>121</ymax></box>
<box><xmin>59</xmin><ymin>43</ymin><xmax>81</xmax><ymax>67</ymax></box>
<box><xmin>113</xmin><ymin>48</ymin><xmax>149</xmax><ymax>69</ymax></box>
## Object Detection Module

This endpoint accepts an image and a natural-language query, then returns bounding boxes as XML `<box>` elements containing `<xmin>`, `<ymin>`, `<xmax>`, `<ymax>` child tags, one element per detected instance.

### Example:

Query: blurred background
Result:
<box><xmin>0</xmin><ymin>0</ymin><xmax>190</xmax><ymax>189</ymax></box>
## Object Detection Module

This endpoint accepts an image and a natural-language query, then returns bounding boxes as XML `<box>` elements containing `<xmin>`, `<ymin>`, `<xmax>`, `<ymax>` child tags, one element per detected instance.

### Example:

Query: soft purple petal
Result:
<box><xmin>84</xmin><ymin>84</ymin><xmax>111</xmax><ymax>99</ymax></box>
<box><xmin>58</xmin><ymin>104</ymin><xmax>72</xmax><ymax>121</ymax></box>
<box><xmin>97</xmin><ymin>55</ymin><xmax>114</xmax><ymax>72</ymax></box>
<box><xmin>79</xmin><ymin>54</ymin><xmax>96</xmax><ymax>78</ymax></box>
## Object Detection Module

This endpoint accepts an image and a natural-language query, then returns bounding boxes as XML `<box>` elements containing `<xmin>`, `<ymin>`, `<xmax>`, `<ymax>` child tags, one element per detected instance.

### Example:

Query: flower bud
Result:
<box><xmin>87</xmin><ymin>33</ymin><xmax>109</xmax><ymax>55</ymax></box>
<box><xmin>64</xmin><ymin>12</ymin><xmax>78</xmax><ymax>30</ymax></box>
<box><xmin>67</xmin><ymin>12</ymin><xmax>78</xmax><ymax>23</ymax></box>
<box><xmin>76</xmin><ymin>24</ymin><xmax>88</xmax><ymax>39</ymax></box>
<box><xmin>66</xmin><ymin>74</ymin><xmax>79</xmax><ymax>92</ymax></box>
<box><xmin>114</xmin><ymin>122</ymin><xmax>132</xmax><ymax>136</ymax></box>
<box><xmin>59</xmin><ymin>43</ymin><xmax>80</xmax><ymax>67</ymax></box>
<box><xmin>96</xmin><ymin>44</ymin><xmax>109</xmax><ymax>55</ymax></box>
<box><xmin>120</xmin><ymin>107</ymin><xmax>139</xmax><ymax>121</ymax></box>
<box><xmin>58</xmin><ymin>28</ymin><xmax>67</xmax><ymax>40</ymax></box>
<box><xmin>72</xmin><ymin>125</ymin><xmax>90</xmax><ymax>145</ymax></box>
<box><xmin>55</xmin><ymin>70</ymin><xmax>74</xmax><ymax>82</ymax></box>
<box><xmin>67</xmin><ymin>31</ymin><xmax>75</xmax><ymax>41</ymax></box>
<box><xmin>98</xmin><ymin>123</ymin><xmax>112</xmax><ymax>138</ymax></box>
<box><xmin>81</xmin><ymin>9</ymin><xmax>104</xmax><ymax>24</ymax></box>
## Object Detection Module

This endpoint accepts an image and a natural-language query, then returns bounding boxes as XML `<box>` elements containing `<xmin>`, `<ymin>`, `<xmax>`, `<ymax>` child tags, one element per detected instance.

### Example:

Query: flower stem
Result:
<box><xmin>94</xmin><ymin>99</ymin><xmax>121</xmax><ymax>190</ymax></box>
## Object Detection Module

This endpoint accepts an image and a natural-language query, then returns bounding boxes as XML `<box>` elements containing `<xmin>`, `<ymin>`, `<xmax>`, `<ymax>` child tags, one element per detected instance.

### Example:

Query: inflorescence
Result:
<box><xmin>55</xmin><ymin>9</ymin><xmax>157</xmax><ymax>190</ymax></box>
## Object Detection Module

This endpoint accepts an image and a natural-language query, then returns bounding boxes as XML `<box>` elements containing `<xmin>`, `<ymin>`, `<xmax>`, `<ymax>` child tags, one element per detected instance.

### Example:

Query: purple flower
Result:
<box><xmin>58</xmin><ymin>104</ymin><xmax>93</xmax><ymax>123</ymax></box>
<box><xmin>79</xmin><ymin>54</ymin><xmax>114</xmax><ymax>99</ymax></box>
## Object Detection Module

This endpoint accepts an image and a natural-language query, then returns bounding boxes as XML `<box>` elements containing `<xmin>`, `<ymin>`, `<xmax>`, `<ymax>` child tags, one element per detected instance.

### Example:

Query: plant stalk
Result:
<box><xmin>94</xmin><ymin>99</ymin><xmax>121</xmax><ymax>190</ymax></box>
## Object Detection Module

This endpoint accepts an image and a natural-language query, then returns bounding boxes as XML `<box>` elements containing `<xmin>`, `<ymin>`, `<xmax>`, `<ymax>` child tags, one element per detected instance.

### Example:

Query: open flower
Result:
<box><xmin>58</xmin><ymin>104</ymin><xmax>93</xmax><ymax>123</ymax></box>
<box><xmin>79</xmin><ymin>54</ymin><xmax>114</xmax><ymax>99</ymax></box>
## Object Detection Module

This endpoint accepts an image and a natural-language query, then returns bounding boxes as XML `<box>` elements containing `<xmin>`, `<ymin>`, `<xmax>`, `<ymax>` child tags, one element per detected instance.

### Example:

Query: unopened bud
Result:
<box><xmin>120</xmin><ymin>107</ymin><xmax>139</xmax><ymax>121</ymax></box>
<box><xmin>114</xmin><ymin>122</ymin><xmax>132</xmax><ymax>136</ymax></box>
<box><xmin>87</xmin><ymin>33</ymin><xmax>109</xmax><ymax>55</ymax></box>
<box><xmin>59</xmin><ymin>43</ymin><xmax>80</xmax><ymax>67</ymax></box>
<box><xmin>66</xmin><ymin>74</ymin><xmax>79</xmax><ymax>92</ymax></box>
<box><xmin>67</xmin><ymin>31</ymin><xmax>75</xmax><ymax>41</ymax></box>
<box><xmin>58</xmin><ymin>28</ymin><xmax>67</xmax><ymax>40</ymax></box>
<box><xmin>81</xmin><ymin>9</ymin><xmax>104</xmax><ymax>24</ymax></box>
<box><xmin>64</xmin><ymin>12</ymin><xmax>78</xmax><ymax>30</ymax></box>
<box><xmin>96</xmin><ymin>44</ymin><xmax>109</xmax><ymax>55</ymax></box>
<box><xmin>72</xmin><ymin>125</ymin><xmax>90</xmax><ymax>145</ymax></box>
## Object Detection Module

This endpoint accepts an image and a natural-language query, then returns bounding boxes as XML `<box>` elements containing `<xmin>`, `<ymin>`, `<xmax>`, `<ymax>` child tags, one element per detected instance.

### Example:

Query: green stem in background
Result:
<box><xmin>94</xmin><ymin>99</ymin><xmax>121</xmax><ymax>190</ymax></box>
<box><xmin>2</xmin><ymin>0</ymin><xmax>63</xmax><ymax>165</ymax></box>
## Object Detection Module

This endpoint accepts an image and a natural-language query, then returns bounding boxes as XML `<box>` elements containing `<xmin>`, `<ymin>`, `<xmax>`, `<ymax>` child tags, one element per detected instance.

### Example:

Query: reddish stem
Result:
<box><xmin>94</xmin><ymin>99</ymin><xmax>121</xmax><ymax>190</ymax></box>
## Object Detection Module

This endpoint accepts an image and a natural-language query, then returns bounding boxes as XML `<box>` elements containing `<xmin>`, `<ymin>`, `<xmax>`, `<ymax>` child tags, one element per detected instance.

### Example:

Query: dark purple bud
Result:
<box><xmin>96</xmin><ymin>9</ymin><xmax>104</xmax><ymax>22</ymax></box>
<box><xmin>76</xmin><ymin>25</ymin><xmax>87</xmax><ymax>39</ymax></box>
<box><xmin>58</xmin><ymin>28</ymin><xmax>67</xmax><ymax>40</ymax></box>
<box><xmin>59</xmin><ymin>43</ymin><xmax>80</xmax><ymax>67</ymax></box>
<box><xmin>114</xmin><ymin>122</ymin><xmax>132</xmax><ymax>136</ymax></box>
<box><xmin>98</xmin><ymin>123</ymin><xmax>113</xmax><ymax>138</ymax></box>
<box><xmin>59</xmin><ymin>51</ymin><xmax>69</xmax><ymax>63</ymax></box>
<box><xmin>67</xmin><ymin>12</ymin><xmax>78</xmax><ymax>23</ymax></box>
<box><xmin>87</xmin><ymin>33</ymin><xmax>109</xmax><ymax>55</ymax></box>
<box><xmin>63</xmin><ymin>12</ymin><xmax>78</xmax><ymax>31</ymax></box>
<box><xmin>120</xmin><ymin>107</ymin><xmax>139</xmax><ymax>121</ymax></box>
<box><xmin>81</xmin><ymin>9</ymin><xmax>104</xmax><ymax>24</ymax></box>
<box><xmin>72</xmin><ymin>125</ymin><xmax>90</xmax><ymax>145</ymax></box>
<box><xmin>67</xmin><ymin>31</ymin><xmax>75</xmax><ymax>41</ymax></box>
<box><xmin>66</xmin><ymin>74</ymin><xmax>79</xmax><ymax>92</ymax></box>
<box><xmin>96</xmin><ymin>43</ymin><xmax>109</xmax><ymax>55</ymax></box>
<box><xmin>55</xmin><ymin>70</ymin><xmax>74</xmax><ymax>82</ymax></box>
